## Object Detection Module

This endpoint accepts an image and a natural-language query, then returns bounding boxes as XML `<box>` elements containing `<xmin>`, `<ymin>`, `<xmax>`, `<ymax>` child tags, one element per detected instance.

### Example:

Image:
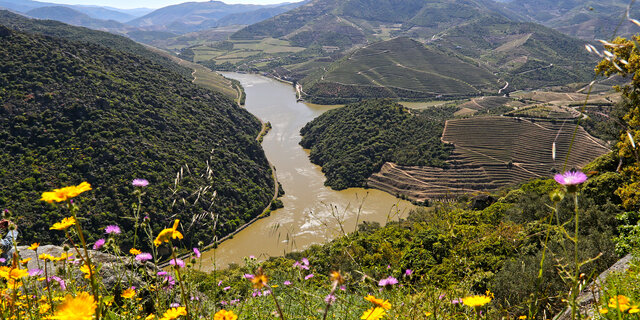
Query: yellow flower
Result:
<box><xmin>361</xmin><ymin>307</ymin><xmax>386</xmax><ymax>320</ymax></box>
<box><xmin>6</xmin><ymin>268</ymin><xmax>29</xmax><ymax>280</ymax></box>
<box><xmin>425</xmin><ymin>312</ymin><xmax>433</xmax><ymax>317</ymax></box>
<box><xmin>121</xmin><ymin>288</ymin><xmax>136</xmax><ymax>299</ymax></box>
<box><xmin>130</xmin><ymin>248</ymin><xmax>142</xmax><ymax>255</ymax></box>
<box><xmin>50</xmin><ymin>217</ymin><xmax>76</xmax><ymax>231</ymax></box>
<box><xmin>159</xmin><ymin>307</ymin><xmax>187</xmax><ymax>320</ymax></box>
<box><xmin>251</xmin><ymin>267</ymin><xmax>268</xmax><ymax>289</ymax></box>
<box><xmin>364</xmin><ymin>295</ymin><xmax>392</xmax><ymax>310</ymax></box>
<box><xmin>518</xmin><ymin>316</ymin><xmax>527</xmax><ymax>319</ymax></box>
<box><xmin>145</xmin><ymin>314</ymin><xmax>155</xmax><ymax>320</ymax></box>
<box><xmin>153</xmin><ymin>220</ymin><xmax>183</xmax><ymax>247</ymax></box>
<box><xmin>213</xmin><ymin>309</ymin><xmax>238</xmax><ymax>320</ymax></box>
<box><xmin>20</xmin><ymin>258</ymin><xmax>31</xmax><ymax>265</ymax></box>
<box><xmin>599</xmin><ymin>308</ymin><xmax>609</xmax><ymax>314</ymax></box>
<box><xmin>630</xmin><ymin>306</ymin><xmax>640</xmax><ymax>314</ymax></box>
<box><xmin>51</xmin><ymin>292</ymin><xmax>96</xmax><ymax>320</ymax></box>
<box><xmin>330</xmin><ymin>271</ymin><xmax>345</xmax><ymax>284</ymax></box>
<box><xmin>462</xmin><ymin>295</ymin><xmax>492</xmax><ymax>308</ymax></box>
<box><xmin>41</xmin><ymin>182</ymin><xmax>92</xmax><ymax>203</ymax></box>
<box><xmin>608</xmin><ymin>295</ymin><xmax>631</xmax><ymax>312</ymax></box>
<box><xmin>79</xmin><ymin>264</ymin><xmax>96</xmax><ymax>279</ymax></box>
<box><xmin>55</xmin><ymin>253</ymin><xmax>73</xmax><ymax>262</ymax></box>
<box><xmin>39</xmin><ymin>303</ymin><xmax>51</xmax><ymax>314</ymax></box>
<box><xmin>39</xmin><ymin>253</ymin><xmax>55</xmax><ymax>261</ymax></box>
<box><xmin>28</xmin><ymin>243</ymin><xmax>40</xmax><ymax>250</ymax></box>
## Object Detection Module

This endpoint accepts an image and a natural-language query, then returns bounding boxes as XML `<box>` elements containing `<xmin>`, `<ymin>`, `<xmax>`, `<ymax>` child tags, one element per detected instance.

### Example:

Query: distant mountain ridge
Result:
<box><xmin>0</xmin><ymin>0</ymin><xmax>148</xmax><ymax>22</ymax></box>
<box><xmin>26</xmin><ymin>6</ymin><xmax>126</xmax><ymax>30</ymax></box>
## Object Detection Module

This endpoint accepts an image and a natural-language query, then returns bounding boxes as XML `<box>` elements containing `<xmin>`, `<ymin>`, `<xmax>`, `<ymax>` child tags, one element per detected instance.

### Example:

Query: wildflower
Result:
<box><xmin>251</xmin><ymin>267</ymin><xmax>268</xmax><ymax>289</ymax></box>
<box><xmin>48</xmin><ymin>276</ymin><xmax>66</xmax><ymax>290</ymax></box>
<box><xmin>425</xmin><ymin>312</ymin><xmax>433</xmax><ymax>317</ymax></box>
<box><xmin>378</xmin><ymin>276</ymin><xmax>398</xmax><ymax>287</ymax></box>
<box><xmin>159</xmin><ymin>307</ymin><xmax>186</xmax><ymax>320</ymax></box>
<box><xmin>364</xmin><ymin>295</ymin><xmax>392</xmax><ymax>310</ymax></box>
<box><xmin>325</xmin><ymin>294</ymin><xmax>336</xmax><ymax>304</ymax></box>
<box><xmin>630</xmin><ymin>306</ymin><xmax>640</xmax><ymax>313</ymax></box>
<box><xmin>28</xmin><ymin>269</ymin><xmax>44</xmax><ymax>277</ymax></box>
<box><xmin>145</xmin><ymin>314</ymin><xmax>155</xmax><ymax>320</ymax></box>
<box><xmin>129</xmin><ymin>248</ymin><xmax>142</xmax><ymax>255</ymax></box>
<box><xmin>361</xmin><ymin>307</ymin><xmax>386</xmax><ymax>320</ymax></box>
<box><xmin>51</xmin><ymin>292</ymin><xmax>96</xmax><ymax>320</ymax></box>
<box><xmin>132</xmin><ymin>179</ymin><xmax>149</xmax><ymax>187</ymax></box>
<box><xmin>50</xmin><ymin>217</ymin><xmax>76</xmax><ymax>230</ymax></box>
<box><xmin>554</xmin><ymin>170</ymin><xmax>587</xmax><ymax>193</ymax></box>
<box><xmin>20</xmin><ymin>258</ymin><xmax>31</xmax><ymax>264</ymax></box>
<box><xmin>519</xmin><ymin>316</ymin><xmax>527</xmax><ymax>319</ymax></box>
<box><xmin>39</xmin><ymin>253</ymin><xmax>55</xmax><ymax>261</ymax></box>
<box><xmin>305</xmin><ymin>273</ymin><xmax>314</xmax><ymax>280</ymax></box>
<box><xmin>293</xmin><ymin>257</ymin><xmax>310</xmax><ymax>270</ymax></box>
<box><xmin>154</xmin><ymin>219</ymin><xmax>183</xmax><ymax>247</ymax></box>
<box><xmin>169</xmin><ymin>258</ymin><xmax>185</xmax><ymax>268</ymax></box>
<box><xmin>608</xmin><ymin>295</ymin><xmax>631</xmax><ymax>312</ymax></box>
<box><xmin>243</xmin><ymin>274</ymin><xmax>254</xmax><ymax>279</ymax></box>
<box><xmin>92</xmin><ymin>239</ymin><xmax>105</xmax><ymax>250</ymax></box>
<box><xmin>41</xmin><ymin>182</ymin><xmax>92</xmax><ymax>203</ymax></box>
<box><xmin>193</xmin><ymin>247</ymin><xmax>201</xmax><ymax>258</ymax></box>
<box><xmin>121</xmin><ymin>288</ymin><xmax>136</xmax><ymax>299</ymax></box>
<box><xmin>135</xmin><ymin>252</ymin><xmax>153</xmax><ymax>262</ymax></box>
<box><xmin>105</xmin><ymin>225</ymin><xmax>121</xmax><ymax>235</ymax></box>
<box><xmin>28</xmin><ymin>243</ymin><xmax>39</xmax><ymax>250</ymax></box>
<box><xmin>1</xmin><ymin>268</ymin><xmax>28</xmax><ymax>280</ymax></box>
<box><xmin>213</xmin><ymin>309</ymin><xmax>238</xmax><ymax>320</ymax></box>
<box><xmin>599</xmin><ymin>308</ymin><xmax>609</xmax><ymax>314</ymax></box>
<box><xmin>330</xmin><ymin>271</ymin><xmax>345</xmax><ymax>284</ymax></box>
<box><xmin>462</xmin><ymin>295</ymin><xmax>492</xmax><ymax>307</ymax></box>
<box><xmin>79</xmin><ymin>264</ymin><xmax>96</xmax><ymax>279</ymax></box>
<box><xmin>404</xmin><ymin>269</ymin><xmax>413</xmax><ymax>276</ymax></box>
<box><xmin>223</xmin><ymin>286</ymin><xmax>231</xmax><ymax>291</ymax></box>
<box><xmin>283</xmin><ymin>280</ymin><xmax>291</xmax><ymax>285</ymax></box>
<box><xmin>39</xmin><ymin>303</ymin><xmax>51</xmax><ymax>314</ymax></box>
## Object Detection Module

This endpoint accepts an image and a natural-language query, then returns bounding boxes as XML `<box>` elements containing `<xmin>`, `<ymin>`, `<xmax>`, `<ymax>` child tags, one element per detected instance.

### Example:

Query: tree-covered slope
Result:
<box><xmin>0</xmin><ymin>25</ymin><xmax>274</xmax><ymax>251</ymax></box>
<box><xmin>0</xmin><ymin>10</ymin><xmax>190</xmax><ymax>78</ymax></box>
<box><xmin>26</xmin><ymin>6</ymin><xmax>126</xmax><ymax>30</ymax></box>
<box><xmin>299</xmin><ymin>100</ymin><xmax>453</xmax><ymax>189</ymax></box>
<box><xmin>300</xmin><ymin>37</ymin><xmax>500</xmax><ymax>103</ymax></box>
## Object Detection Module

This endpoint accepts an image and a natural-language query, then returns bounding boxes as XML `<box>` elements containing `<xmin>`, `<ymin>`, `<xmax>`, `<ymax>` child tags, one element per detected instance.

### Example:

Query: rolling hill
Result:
<box><xmin>299</xmin><ymin>37</ymin><xmax>501</xmax><ymax>103</ymax></box>
<box><xmin>0</xmin><ymin>23</ymin><xmax>273</xmax><ymax>251</ymax></box>
<box><xmin>501</xmin><ymin>0</ymin><xmax>640</xmax><ymax>40</ymax></box>
<box><xmin>26</xmin><ymin>6</ymin><xmax>127</xmax><ymax>31</ymax></box>
<box><xmin>0</xmin><ymin>0</ymin><xmax>145</xmax><ymax>22</ymax></box>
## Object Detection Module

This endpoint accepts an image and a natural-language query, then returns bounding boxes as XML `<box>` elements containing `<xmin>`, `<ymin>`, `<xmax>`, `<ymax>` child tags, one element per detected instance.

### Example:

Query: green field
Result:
<box><xmin>188</xmin><ymin>38</ymin><xmax>305</xmax><ymax>63</ymax></box>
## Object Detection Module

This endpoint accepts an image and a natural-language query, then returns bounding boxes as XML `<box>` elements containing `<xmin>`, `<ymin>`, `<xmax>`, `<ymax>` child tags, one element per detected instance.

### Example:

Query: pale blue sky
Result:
<box><xmin>42</xmin><ymin>0</ymin><xmax>303</xmax><ymax>9</ymax></box>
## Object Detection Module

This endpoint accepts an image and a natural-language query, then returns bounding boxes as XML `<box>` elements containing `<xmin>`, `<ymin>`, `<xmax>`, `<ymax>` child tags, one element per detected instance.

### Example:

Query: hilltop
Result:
<box><xmin>299</xmin><ymin>37</ymin><xmax>500</xmax><ymax>103</ymax></box>
<box><xmin>26</xmin><ymin>6</ymin><xmax>127</xmax><ymax>31</ymax></box>
<box><xmin>0</xmin><ymin>25</ymin><xmax>274</xmax><ymax>251</ymax></box>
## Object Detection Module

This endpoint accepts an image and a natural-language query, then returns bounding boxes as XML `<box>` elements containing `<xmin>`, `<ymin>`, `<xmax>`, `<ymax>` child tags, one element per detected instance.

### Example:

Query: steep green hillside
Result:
<box><xmin>0</xmin><ymin>10</ymin><xmax>190</xmax><ymax>78</ymax></box>
<box><xmin>502</xmin><ymin>0</ymin><xmax>640</xmax><ymax>40</ymax></box>
<box><xmin>299</xmin><ymin>100</ymin><xmax>453</xmax><ymax>189</ymax></box>
<box><xmin>0</xmin><ymin>26</ymin><xmax>274</xmax><ymax>251</ymax></box>
<box><xmin>437</xmin><ymin>16</ymin><xmax>597</xmax><ymax>89</ymax></box>
<box><xmin>300</xmin><ymin>37</ymin><xmax>500</xmax><ymax>103</ymax></box>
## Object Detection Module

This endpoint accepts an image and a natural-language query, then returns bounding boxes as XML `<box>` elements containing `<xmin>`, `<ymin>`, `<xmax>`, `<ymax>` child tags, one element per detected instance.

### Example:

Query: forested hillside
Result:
<box><xmin>0</xmin><ymin>25</ymin><xmax>274</xmax><ymax>251</ymax></box>
<box><xmin>299</xmin><ymin>100</ymin><xmax>453</xmax><ymax>189</ymax></box>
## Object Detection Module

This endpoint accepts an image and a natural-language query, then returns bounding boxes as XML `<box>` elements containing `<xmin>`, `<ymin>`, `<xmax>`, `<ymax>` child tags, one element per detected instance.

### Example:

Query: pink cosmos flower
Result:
<box><xmin>169</xmin><ymin>258</ymin><xmax>185</xmax><ymax>268</ymax></box>
<box><xmin>554</xmin><ymin>171</ymin><xmax>587</xmax><ymax>186</ymax></box>
<box><xmin>304</xmin><ymin>274</ymin><xmax>314</xmax><ymax>280</ymax></box>
<box><xmin>105</xmin><ymin>225</ymin><xmax>121</xmax><ymax>235</ymax></box>
<box><xmin>193</xmin><ymin>247</ymin><xmax>201</xmax><ymax>258</ymax></box>
<box><xmin>93</xmin><ymin>238</ymin><xmax>105</xmax><ymax>250</ymax></box>
<box><xmin>132</xmin><ymin>179</ymin><xmax>149</xmax><ymax>187</ymax></box>
<box><xmin>404</xmin><ymin>269</ymin><xmax>413</xmax><ymax>276</ymax></box>
<box><xmin>378</xmin><ymin>276</ymin><xmax>398</xmax><ymax>287</ymax></box>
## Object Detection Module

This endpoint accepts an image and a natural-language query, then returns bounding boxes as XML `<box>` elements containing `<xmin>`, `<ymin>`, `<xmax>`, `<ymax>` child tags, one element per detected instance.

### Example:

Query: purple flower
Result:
<box><xmin>48</xmin><ymin>276</ymin><xmax>66</xmax><ymax>290</ymax></box>
<box><xmin>340</xmin><ymin>285</ymin><xmax>346</xmax><ymax>291</ymax></box>
<box><xmin>170</xmin><ymin>303</ymin><xmax>180</xmax><ymax>308</ymax></box>
<box><xmin>325</xmin><ymin>294</ymin><xmax>336</xmax><ymax>304</ymax></box>
<box><xmin>135</xmin><ymin>252</ymin><xmax>153</xmax><ymax>262</ymax></box>
<box><xmin>223</xmin><ymin>286</ymin><xmax>231</xmax><ymax>291</ymax></box>
<box><xmin>554</xmin><ymin>171</ymin><xmax>587</xmax><ymax>186</ymax></box>
<box><xmin>157</xmin><ymin>271</ymin><xmax>167</xmax><ymax>276</ymax></box>
<box><xmin>218</xmin><ymin>280</ymin><xmax>223</xmax><ymax>286</ymax></box>
<box><xmin>193</xmin><ymin>247</ymin><xmax>201</xmax><ymax>258</ymax></box>
<box><xmin>220</xmin><ymin>300</ymin><xmax>228</xmax><ymax>306</ymax></box>
<box><xmin>439</xmin><ymin>294</ymin><xmax>446</xmax><ymax>300</ymax></box>
<box><xmin>29</xmin><ymin>269</ymin><xmax>44</xmax><ymax>277</ymax></box>
<box><xmin>230</xmin><ymin>299</ymin><xmax>240</xmax><ymax>305</ymax></box>
<box><xmin>293</xmin><ymin>258</ymin><xmax>310</xmax><ymax>270</ymax></box>
<box><xmin>169</xmin><ymin>258</ymin><xmax>185</xmax><ymax>268</ymax></box>
<box><xmin>304</xmin><ymin>274</ymin><xmax>314</xmax><ymax>280</ymax></box>
<box><xmin>451</xmin><ymin>299</ymin><xmax>461</xmax><ymax>305</ymax></box>
<box><xmin>244</xmin><ymin>274</ymin><xmax>255</xmax><ymax>279</ymax></box>
<box><xmin>404</xmin><ymin>269</ymin><xmax>413</xmax><ymax>276</ymax></box>
<box><xmin>378</xmin><ymin>276</ymin><xmax>398</xmax><ymax>287</ymax></box>
<box><xmin>132</xmin><ymin>179</ymin><xmax>149</xmax><ymax>187</ymax></box>
<box><xmin>93</xmin><ymin>238</ymin><xmax>105</xmax><ymax>250</ymax></box>
<box><xmin>105</xmin><ymin>225</ymin><xmax>121</xmax><ymax>235</ymax></box>
<box><xmin>283</xmin><ymin>280</ymin><xmax>291</xmax><ymax>285</ymax></box>
<box><xmin>0</xmin><ymin>258</ymin><xmax>5</xmax><ymax>264</ymax></box>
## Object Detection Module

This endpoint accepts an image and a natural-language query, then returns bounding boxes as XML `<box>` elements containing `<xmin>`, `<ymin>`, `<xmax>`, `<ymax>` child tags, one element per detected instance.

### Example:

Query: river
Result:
<box><xmin>198</xmin><ymin>73</ymin><xmax>414</xmax><ymax>271</ymax></box>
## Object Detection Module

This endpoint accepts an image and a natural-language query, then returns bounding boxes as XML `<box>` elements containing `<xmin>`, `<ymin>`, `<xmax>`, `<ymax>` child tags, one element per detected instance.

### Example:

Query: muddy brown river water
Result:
<box><xmin>198</xmin><ymin>73</ymin><xmax>414</xmax><ymax>271</ymax></box>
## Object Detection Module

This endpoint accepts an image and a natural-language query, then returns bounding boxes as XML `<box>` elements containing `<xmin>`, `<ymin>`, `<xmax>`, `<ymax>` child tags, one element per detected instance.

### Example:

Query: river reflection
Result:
<box><xmin>198</xmin><ymin>73</ymin><xmax>414</xmax><ymax>271</ymax></box>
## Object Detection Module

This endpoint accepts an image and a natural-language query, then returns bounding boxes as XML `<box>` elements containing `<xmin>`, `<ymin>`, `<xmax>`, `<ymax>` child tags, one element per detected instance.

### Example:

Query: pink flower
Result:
<box><xmin>293</xmin><ymin>258</ymin><xmax>310</xmax><ymax>270</ymax></box>
<box><xmin>169</xmin><ymin>258</ymin><xmax>185</xmax><ymax>268</ymax></box>
<box><xmin>105</xmin><ymin>225</ymin><xmax>121</xmax><ymax>235</ymax></box>
<box><xmin>304</xmin><ymin>274</ymin><xmax>314</xmax><ymax>280</ymax></box>
<box><xmin>132</xmin><ymin>179</ymin><xmax>149</xmax><ymax>187</ymax></box>
<box><xmin>92</xmin><ymin>238</ymin><xmax>105</xmax><ymax>250</ymax></box>
<box><xmin>554</xmin><ymin>171</ymin><xmax>587</xmax><ymax>186</ymax></box>
<box><xmin>223</xmin><ymin>286</ymin><xmax>231</xmax><ymax>291</ymax></box>
<box><xmin>218</xmin><ymin>280</ymin><xmax>223</xmax><ymax>286</ymax></box>
<box><xmin>29</xmin><ymin>269</ymin><xmax>44</xmax><ymax>277</ymax></box>
<box><xmin>405</xmin><ymin>269</ymin><xmax>413</xmax><ymax>276</ymax></box>
<box><xmin>135</xmin><ymin>252</ymin><xmax>152</xmax><ymax>262</ymax></box>
<box><xmin>283</xmin><ymin>280</ymin><xmax>291</xmax><ymax>285</ymax></box>
<box><xmin>378</xmin><ymin>276</ymin><xmax>398</xmax><ymax>287</ymax></box>
<box><xmin>193</xmin><ymin>247</ymin><xmax>201</xmax><ymax>258</ymax></box>
<box><xmin>244</xmin><ymin>274</ymin><xmax>255</xmax><ymax>279</ymax></box>
<box><xmin>325</xmin><ymin>294</ymin><xmax>336</xmax><ymax>304</ymax></box>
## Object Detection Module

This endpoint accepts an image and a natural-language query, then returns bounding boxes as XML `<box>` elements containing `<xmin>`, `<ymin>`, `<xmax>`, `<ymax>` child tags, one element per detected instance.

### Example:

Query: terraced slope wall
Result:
<box><xmin>368</xmin><ymin>116</ymin><xmax>610</xmax><ymax>201</ymax></box>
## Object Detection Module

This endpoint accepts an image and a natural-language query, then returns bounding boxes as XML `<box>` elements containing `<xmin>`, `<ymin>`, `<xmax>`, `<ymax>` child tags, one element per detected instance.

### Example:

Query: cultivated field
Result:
<box><xmin>368</xmin><ymin>116</ymin><xmax>610</xmax><ymax>201</ymax></box>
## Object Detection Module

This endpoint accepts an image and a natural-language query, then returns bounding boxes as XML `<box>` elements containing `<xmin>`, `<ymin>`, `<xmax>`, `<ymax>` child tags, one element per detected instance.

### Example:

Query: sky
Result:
<box><xmin>40</xmin><ymin>0</ymin><xmax>303</xmax><ymax>9</ymax></box>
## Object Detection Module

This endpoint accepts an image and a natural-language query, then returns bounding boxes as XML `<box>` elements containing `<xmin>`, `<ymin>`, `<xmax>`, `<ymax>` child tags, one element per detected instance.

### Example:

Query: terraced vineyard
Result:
<box><xmin>368</xmin><ymin>116</ymin><xmax>610</xmax><ymax>201</ymax></box>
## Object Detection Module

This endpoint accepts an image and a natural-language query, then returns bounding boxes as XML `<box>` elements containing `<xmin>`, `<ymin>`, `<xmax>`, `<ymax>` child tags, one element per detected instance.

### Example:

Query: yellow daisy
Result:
<box><xmin>51</xmin><ymin>292</ymin><xmax>96</xmax><ymax>320</ymax></box>
<box><xmin>50</xmin><ymin>217</ymin><xmax>76</xmax><ymax>231</ymax></box>
<box><xmin>361</xmin><ymin>307</ymin><xmax>386</xmax><ymax>320</ymax></box>
<box><xmin>41</xmin><ymin>182</ymin><xmax>92</xmax><ymax>203</ymax></box>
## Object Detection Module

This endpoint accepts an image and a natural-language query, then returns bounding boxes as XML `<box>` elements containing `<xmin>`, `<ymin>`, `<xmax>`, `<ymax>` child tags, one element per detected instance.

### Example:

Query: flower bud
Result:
<box><xmin>549</xmin><ymin>190</ymin><xmax>565</xmax><ymax>202</ymax></box>
<box><xmin>63</xmin><ymin>245</ymin><xmax>70</xmax><ymax>252</ymax></box>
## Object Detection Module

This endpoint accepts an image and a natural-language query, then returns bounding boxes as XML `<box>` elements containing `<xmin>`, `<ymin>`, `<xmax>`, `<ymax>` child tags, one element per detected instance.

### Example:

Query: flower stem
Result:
<box><xmin>170</xmin><ymin>245</ymin><xmax>191</xmax><ymax>320</ymax></box>
<box><xmin>571</xmin><ymin>192</ymin><xmax>580</xmax><ymax>320</ymax></box>
<box><xmin>265</xmin><ymin>283</ymin><xmax>285</xmax><ymax>320</ymax></box>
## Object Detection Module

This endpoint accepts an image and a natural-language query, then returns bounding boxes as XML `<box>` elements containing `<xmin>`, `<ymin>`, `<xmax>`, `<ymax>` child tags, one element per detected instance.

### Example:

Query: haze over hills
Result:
<box><xmin>0</xmin><ymin>0</ymin><xmax>148</xmax><ymax>22</ymax></box>
<box><xmin>26</xmin><ymin>6</ymin><xmax>127</xmax><ymax>30</ymax></box>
